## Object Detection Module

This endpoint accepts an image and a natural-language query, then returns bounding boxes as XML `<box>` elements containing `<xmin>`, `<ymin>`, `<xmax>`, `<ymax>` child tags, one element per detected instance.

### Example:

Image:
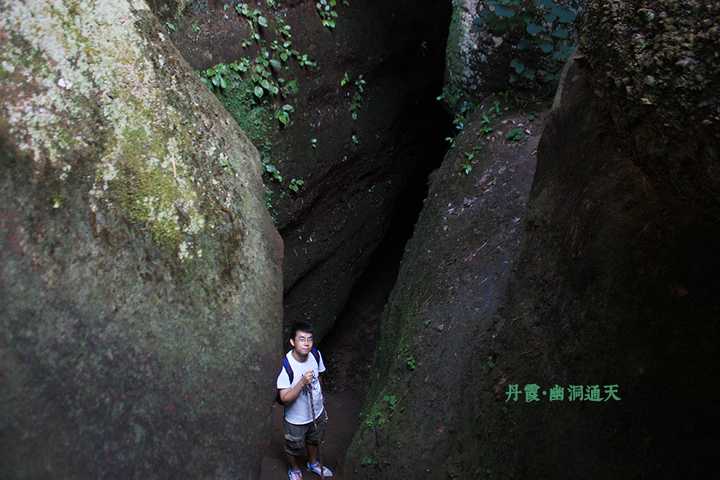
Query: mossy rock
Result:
<box><xmin>0</xmin><ymin>1</ymin><xmax>282</xmax><ymax>478</ymax></box>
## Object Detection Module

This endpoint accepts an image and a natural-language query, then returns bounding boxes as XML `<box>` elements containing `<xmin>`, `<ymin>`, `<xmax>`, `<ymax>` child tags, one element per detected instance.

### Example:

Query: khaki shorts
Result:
<box><xmin>283</xmin><ymin>410</ymin><xmax>328</xmax><ymax>457</ymax></box>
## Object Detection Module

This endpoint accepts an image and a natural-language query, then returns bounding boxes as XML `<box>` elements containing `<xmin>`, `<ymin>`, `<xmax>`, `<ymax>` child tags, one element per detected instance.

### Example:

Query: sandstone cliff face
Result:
<box><xmin>579</xmin><ymin>0</ymin><xmax>720</xmax><ymax>213</ymax></box>
<box><xmin>446</xmin><ymin>0</ymin><xmax>511</xmax><ymax>98</ymax></box>
<box><xmin>344</xmin><ymin>97</ymin><xmax>543</xmax><ymax>478</ymax></box>
<box><xmin>153</xmin><ymin>0</ymin><xmax>452</xmax><ymax>338</ymax></box>
<box><xmin>0</xmin><ymin>1</ymin><xmax>282</xmax><ymax>478</ymax></box>
<box><xmin>346</xmin><ymin>2</ymin><xmax>719</xmax><ymax>477</ymax></box>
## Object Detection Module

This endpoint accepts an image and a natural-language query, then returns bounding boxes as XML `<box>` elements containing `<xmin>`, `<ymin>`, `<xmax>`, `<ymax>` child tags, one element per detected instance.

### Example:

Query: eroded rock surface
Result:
<box><xmin>345</xmin><ymin>98</ymin><xmax>543</xmax><ymax>478</ymax></box>
<box><xmin>154</xmin><ymin>0</ymin><xmax>452</xmax><ymax>338</ymax></box>
<box><xmin>346</xmin><ymin>2</ymin><xmax>719</xmax><ymax>477</ymax></box>
<box><xmin>0</xmin><ymin>1</ymin><xmax>282</xmax><ymax>478</ymax></box>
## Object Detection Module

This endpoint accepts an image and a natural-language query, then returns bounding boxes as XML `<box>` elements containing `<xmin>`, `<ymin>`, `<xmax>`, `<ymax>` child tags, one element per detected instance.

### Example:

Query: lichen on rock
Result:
<box><xmin>580</xmin><ymin>0</ymin><xmax>720</xmax><ymax>131</ymax></box>
<box><xmin>446</xmin><ymin>0</ymin><xmax>485</xmax><ymax>97</ymax></box>
<box><xmin>0</xmin><ymin>1</ymin><xmax>282</xmax><ymax>478</ymax></box>
<box><xmin>0</xmin><ymin>0</ymin><xmax>243</xmax><ymax>258</ymax></box>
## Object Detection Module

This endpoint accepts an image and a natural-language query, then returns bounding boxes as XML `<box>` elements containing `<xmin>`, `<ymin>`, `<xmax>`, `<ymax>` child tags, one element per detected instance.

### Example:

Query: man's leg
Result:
<box><xmin>306</xmin><ymin>443</ymin><xmax>318</xmax><ymax>465</ymax></box>
<box><xmin>284</xmin><ymin>419</ymin><xmax>308</xmax><ymax>472</ymax></box>
<box><xmin>286</xmin><ymin>453</ymin><xmax>302</xmax><ymax>471</ymax></box>
<box><xmin>305</xmin><ymin>412</ymin><xmax>329</xmax><ymax>469</ymax></box>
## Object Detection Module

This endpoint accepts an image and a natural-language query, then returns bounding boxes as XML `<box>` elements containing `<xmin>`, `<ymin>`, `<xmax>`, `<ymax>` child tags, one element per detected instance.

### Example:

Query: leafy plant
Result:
<box><xmin>505</xmin><ymin>127</ymin><xmax>525</xmax><ymax>142</ymax></box>
<box><xmin>364</xmin><ymin>404</ymin><xmax>387</xmax><ymax>429</ymax></box>
<box><xmin>479</xmin><ymin>113</ymin><xmax>494</xmax><ymax>135</ymax></box>
<box><xmin>461</xmin><ymin>151</ymin><xmax>475</xmax><ymax>175</ymax></box>
<box><xmin>289</xmin><ymin>178</ymin><xmax>305</xmax><ymax>193</ymax></box>
<box><xmin>480</xmin><ymin>0</ymin><xmax>579</xmax><ymax>89</ymax></box>
<box><xmin>275</xmin><ymin>17</ymin><xmax>292</xmax><ymax>39</ymax></box>
<box><xmin>263</xmin><ymin>163</ymin><xmax>283</xmax><ymax>183</ymax></box>
<box><xmin>51</xmin><ymin>193</ymin><xmax>63</xmax><ymax>209</ymax></box>
<box><xmin>297</xmin><ymin>53</ymin><xmax>317</xmax><ymax>69</ymax></box>
<box><xmin>282</xmin><ymin>79</ymin><xmax>299</xmax><ymax>96</ymax></box>
<box><xmin>436</xmin><ymin>84</ymin><xmax>464</xmax><ymax>112</ymax></box>
<box><xmin>315</xmin><ymin>0</ymin><xmax>339</xmax><ymax>29</ymax></box>
<box><xmin>360</xmin><ymin>456</ymin><xmax>377</xmax><ymax>467</ymax></box>
<box><xmin>383</xmin><ymin>394</ymin><xmax>398</xmax><ymax>411</ymax></box>
<box><xmin>198</xmin><ymin>1</ymin><xmax>331</xmax><ymax>209</ymax></box>
<box><xmin>405</xmin><ymin>355</ymin><xmax>417</xmax><ymax>371</ymax></box>
<box><xmin>340</xmin><ymin>71</ymin><xmax>351</xmax><ymax>87</ymax></box>
<box><xmin>276</xmin><ymin>104</ymin><xmax>295</xmax><ymax>126</ymax></box>
<box><xmin>165</xmin><ymin>21</ymin><xmax>177</xmax><ymax>33</ymax></box>
<box><xmin>350</xmin><ymin>74</ymin><xmax>366</xmax><ymax>120</ymax></box>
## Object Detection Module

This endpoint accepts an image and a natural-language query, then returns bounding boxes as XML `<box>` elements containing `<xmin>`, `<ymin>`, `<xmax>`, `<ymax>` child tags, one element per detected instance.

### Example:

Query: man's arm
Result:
<box><xmin>279</xmin><ymin>370</ymin><xmax>314</xmax><ymax>404</ymax></box>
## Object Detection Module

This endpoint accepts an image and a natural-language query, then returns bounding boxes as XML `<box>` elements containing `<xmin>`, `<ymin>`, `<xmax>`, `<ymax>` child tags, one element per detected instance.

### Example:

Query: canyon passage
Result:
<box><xmin>1</xmin><ymin>1</ymin><xmax>718</xmax><ymax>479</ymax></box>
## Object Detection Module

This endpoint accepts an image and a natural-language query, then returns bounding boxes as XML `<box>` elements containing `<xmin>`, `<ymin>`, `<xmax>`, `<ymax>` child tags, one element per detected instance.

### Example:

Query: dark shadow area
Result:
<box><xmin>321</xmin><ymin>93</ymin><xmax>454</xmax><ymax>395</ymax></box>
<box><xmin>304</xmin><ymin>81</ymin><xmax>453</xmax><ymax>480</ymax></box>
<box><xmin>265</xmin><ymin>7</ymin><xmax>454</xmax><ymax>479</ymax></box>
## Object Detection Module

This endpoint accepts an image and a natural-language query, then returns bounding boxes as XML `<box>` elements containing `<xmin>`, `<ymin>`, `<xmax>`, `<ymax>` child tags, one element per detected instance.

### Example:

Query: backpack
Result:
<box><xmin>275</xmin><ymin>347</ymin><xmax>321</xmax><ymax>405</ymax></box>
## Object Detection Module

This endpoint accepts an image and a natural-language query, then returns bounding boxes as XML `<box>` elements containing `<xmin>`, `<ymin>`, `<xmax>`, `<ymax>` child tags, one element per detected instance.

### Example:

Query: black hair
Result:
<box><xmin>289</xmin><ymin>321</ymin><xmax>314</xmax><ymax>341</ymax></box>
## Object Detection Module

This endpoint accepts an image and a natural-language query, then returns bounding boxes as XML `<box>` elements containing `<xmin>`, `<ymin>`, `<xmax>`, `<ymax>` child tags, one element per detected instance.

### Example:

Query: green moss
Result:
<box><xmin>104</xmin><ymin>126</ymin><xmax>198</xmax><ymax>251</ymax></box>
<box><xmin>214</xmin><ymin>75</ymin><xmax>274</xmax><ymax>157</ymax></box>
<box><xmin>146</xmin><ymin>0</ymin><xmax>191</xmax><ymax>21</ymax></box>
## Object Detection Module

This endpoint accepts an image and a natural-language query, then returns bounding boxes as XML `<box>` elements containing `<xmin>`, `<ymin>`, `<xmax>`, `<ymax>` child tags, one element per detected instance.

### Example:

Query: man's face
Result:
<box><xmin>290</xmin><ymin>330</ymin><xmax>313</xmax><ymax>355</ymax></box>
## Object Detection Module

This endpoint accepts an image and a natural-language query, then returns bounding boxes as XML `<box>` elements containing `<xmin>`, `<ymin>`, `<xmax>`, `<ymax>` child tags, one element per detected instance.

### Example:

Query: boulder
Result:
<box><xmin>345</xmin><ymin>96</ymin><xmax>543</xmax><ymax>478</ymax></box>
<box><xmin>346</xmin><ymin>47</ymin><xmax>719</xmax><ymax>477</ymax></box>
<box><xmin>151</xmin><ymin>0</ymin><xmax>452</xmax><ymax>338</ymax></box>
<box><xmin>0</xmin><ymin>1</ymin><xmax>282</xmax><ymax>478</ymax></box>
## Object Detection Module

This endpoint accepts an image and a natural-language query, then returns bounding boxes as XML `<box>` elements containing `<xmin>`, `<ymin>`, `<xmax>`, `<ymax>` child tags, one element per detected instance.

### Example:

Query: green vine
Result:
<box><xmin>198</xmin><ymin>1</ymin><xmax>321</xmax><ymax>200</ymax></box>
<box><xmin>314</xmin><ymin>0</ymin><xmax>350</xmax><ymax>30</ymax></box>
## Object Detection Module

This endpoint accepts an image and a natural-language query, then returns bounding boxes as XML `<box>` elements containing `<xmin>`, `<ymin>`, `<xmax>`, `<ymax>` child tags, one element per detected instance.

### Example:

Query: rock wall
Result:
<box><xmin>579</xmin><ymin>0</ymin><xmax>720</xmax><ymax>207</ymax></box>
<box><xmin>345</xmin><ymin>97</ymin><xmax>544</xmax><ymax>478</ymax></box>
<box><xmin>153</xmin><ymin>0</ymin><xmax>452</xmax><ymax>339</ymax></box>
<box><xmin>347</xmin><ymin>1</ymin><xmax>719</xmax><ymax>477</ymax></box>
<box><xmin>0</xmin><ymin>1</ymin><xmax>282</xmax><ymax>478</ymax></box>
<box><xmin>446</xmin><ymin>0</ymin><xmax>509</xmax><ymax>98</ymax></box>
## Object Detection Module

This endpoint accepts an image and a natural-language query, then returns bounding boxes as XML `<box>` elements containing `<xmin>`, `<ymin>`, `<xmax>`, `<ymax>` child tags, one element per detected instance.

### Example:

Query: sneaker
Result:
<box><xmin>288</xmin><ymin>468</ymin><xmax>303</xmax><ymax>480</ymax></box>
<box><xmin>306</xmin><ymin>461</ymin><xmax>334</xmax><ymax>477</ymax></box>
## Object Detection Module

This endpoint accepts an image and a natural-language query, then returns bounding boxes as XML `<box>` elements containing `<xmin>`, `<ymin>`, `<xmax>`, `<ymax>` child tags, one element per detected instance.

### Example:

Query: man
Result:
<box><xmin>277</xmin><ymin>321</ymin><xmax>334</xmax><ymax>479</ymax></box>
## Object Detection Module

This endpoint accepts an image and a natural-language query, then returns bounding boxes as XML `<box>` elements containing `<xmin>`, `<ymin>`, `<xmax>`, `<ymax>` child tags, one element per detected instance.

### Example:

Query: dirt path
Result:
<box><xmin>260</xmin><ymin>390</ymin><xmax>363</xmax><ymax>480</ymax></box>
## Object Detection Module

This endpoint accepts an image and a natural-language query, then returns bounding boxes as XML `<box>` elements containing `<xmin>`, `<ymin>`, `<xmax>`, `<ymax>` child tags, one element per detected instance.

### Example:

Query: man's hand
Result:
<box><xmin>300</xmin><ymin>370</ymin><xmax>314</xmax><ymax>386</ymax></box>
<box><xmin>279</xmin><ymin>370</ymin><xmax>316</xmax><ymax>404</ymax></box>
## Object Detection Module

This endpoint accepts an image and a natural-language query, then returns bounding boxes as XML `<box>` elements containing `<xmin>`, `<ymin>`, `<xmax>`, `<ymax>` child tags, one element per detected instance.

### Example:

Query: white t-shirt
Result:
<box><xmin>276</xmin><ymin>349</ymin><xmax>326</xmax><ymax>425</ymax></box>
